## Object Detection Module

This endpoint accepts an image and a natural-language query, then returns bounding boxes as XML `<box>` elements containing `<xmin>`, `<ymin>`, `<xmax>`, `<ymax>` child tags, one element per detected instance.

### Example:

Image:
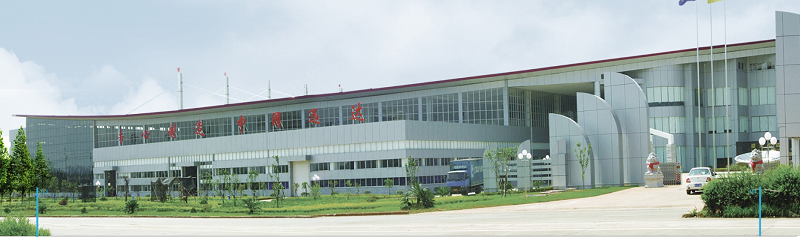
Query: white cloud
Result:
<box><xmin>108</xmin><ymin>77</ymin><xmax>178</xmax><ymax>115</ymax></box>
<box><xmin>0</xmin><ymin>48</ymin><xmax>93</xmax><ymax>135</ymax></box>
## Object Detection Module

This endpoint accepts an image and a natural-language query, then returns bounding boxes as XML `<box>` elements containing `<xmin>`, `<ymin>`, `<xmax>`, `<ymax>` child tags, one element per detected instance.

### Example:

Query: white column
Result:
<box><xmin>792</xmin><ymin>138</ymin><xmax>799</xmax><ymax>167</ymax></box>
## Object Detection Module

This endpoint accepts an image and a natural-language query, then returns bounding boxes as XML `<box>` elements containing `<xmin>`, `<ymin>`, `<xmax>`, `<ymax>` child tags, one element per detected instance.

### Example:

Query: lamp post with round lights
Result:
<box><xmin>759</xmin><ymin>132</ymin><xmax>778</xmax><ymax>169</ymax></box>
<box><xmin>518</xmin><ymin>150</ymin><xmax>532</xmax><ymax>199</ymax></box>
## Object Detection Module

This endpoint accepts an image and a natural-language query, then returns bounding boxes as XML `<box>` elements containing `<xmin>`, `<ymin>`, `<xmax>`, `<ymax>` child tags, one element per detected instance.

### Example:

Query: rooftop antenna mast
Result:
<box><xmin>267</xmin><ymin>81</ymin><xmax>271</xmax><ymax>99</ymax></box>
<box><xmin>178</xmin><ymin>68</ymin><xmax>183</xmax><ymax>110</ymax></box>
<box><xmin>225</xmin><ymin>72</ymin><xmax>230</xmax><ymax>104</ymax></box>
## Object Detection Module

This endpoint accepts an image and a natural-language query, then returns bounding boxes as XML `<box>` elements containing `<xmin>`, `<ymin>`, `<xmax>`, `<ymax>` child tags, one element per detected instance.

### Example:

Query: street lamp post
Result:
<box><xmin>758</xmin><ymin>132</ymin><xmax>778</xmax><ymax>169</ymax></box>
<box><xmin>517</xmin><ymin>150</ymin><xmax>532</xmax><ymax>199</ymax></box>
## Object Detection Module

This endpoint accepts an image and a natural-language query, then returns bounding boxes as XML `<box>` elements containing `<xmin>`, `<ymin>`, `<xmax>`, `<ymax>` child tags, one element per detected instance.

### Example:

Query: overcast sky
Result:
<box><xmin>2</xmin><ymin>0</ymin><xmax>800</xmax><ymax>146</ymax></box>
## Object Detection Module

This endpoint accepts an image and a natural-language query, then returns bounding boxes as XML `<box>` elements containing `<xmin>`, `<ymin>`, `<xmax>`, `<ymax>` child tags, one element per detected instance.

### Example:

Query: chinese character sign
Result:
<box><xmin>308</xmin><ymin>108</ymin><xmax>320</xmax><ymax>125</ymax></box>
<box><xmin>168</xmin><ymin>123</ymin><xmax>177</xmax><ymax>139</ymax></box>
<box><xmin>237</xmin><ymin>115</ymin><xmax>247</xmax><ymax>134</ymax></box>
<box><xmin>195</xmin><ymin>119</ymin><xmax>205</xmax><ymax>137</ymax></box>
<box><xmin>118</xmin><ymin>129</ymin><xmax>124</xmax><ymax>145</ymax></box>
<box><xmin>351</xmin><ymin>102</ymin><xmax>364</xmax><ymax>121</ymax></box>
<box><xmin>271</xmin><ymin>112</ymin><xmax>283</xmax><ymax>128</ymax></box>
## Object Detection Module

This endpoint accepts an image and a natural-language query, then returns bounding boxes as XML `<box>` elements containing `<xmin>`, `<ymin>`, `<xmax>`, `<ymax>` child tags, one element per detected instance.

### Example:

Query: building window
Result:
<box><xmin>739</xmin><ymin>116</ymin><xmax>748</xmax><ymax>133</ymax></box>
<box><xmin>508</xmin><ymin>88</ymin><xmax>529</xmax><ymax>127</ymax></box>
<box><xmin>440</xmin><ymin>158</ymin><xmax>452</xmax><ymax>166</ymax></box>
<box><xmin>646</xmin><ymin>87</ymin><xmax>685</xmax><ymax>104</ymax></box>
<box><xmin>381</xmin><ymin>159</ymin><xmax>401</xmax><ymax>168</ymax></box>
<box><xmin>170</xmin><ymin>170</ymin><xmax>182</xmax><ymax>177</ymax></box>
<box><xmin>424</xmin><ymin>158</ymin><xmax>439</xmax><ymax>166</ymax></box>
<box><xmin>382</xmin><ymin>98</ymin><xmax>419</xmax><ymax>122</ymax></box>
<box><xmin>234</xmin><ymin>114</ymin><xmax>266</xmax><ymax>135</ymax></box>
<box><xmin>751</xmin><ymin>116</ymin><xmax>777</xmax><ymax>132</ymax></box>
<box><xmin>202</xmin><ymin>117</ymin><xmax>232</xmax><ymax>138</ymax></box>
<box><xmin>307</xmin><ymin>107</ymin><xmax>340</xmax><ymax>128</ymax></box>
<box><xmin>462</xmin><ymin>88</ymin><xmax>504</xmax><ymax>125</ymax></box>
<box><xmin>232</xmin><ymin>167</ymin><xmax>248</xmax><ymax>175</ymax></box>
<box><xmin>342</xmin><ymin>102</ymin><xmax>379</xmax><ymax>125</ymax></box>
<box><xmin>250</xmin><ymin>166</ymin><xmax>266</xmax><ymax>174</ymax></box>
<box><xmin>269</xmin><ymin>110</ymin><xmax>303</xmax><ymax>132</ymax></box>
<box><xmin>311</xmin><ymin>162</ymin><xmax>330</xmax><ymax>171</ymax></box>
<box><xmin>272</xmin><ymin>165</ymin><xmax>289</xmax><ymax>174</ymax></box>
<box><xmin>649</xmin><ymin>117</ymin><xmax>686</xmax><ymax>134</ymax></box>
<box><xmin>336</xmin><ymin>161</ymin><xmax>354</xmax><ymax>170</ymax></box>
<box><xmin>750</xmin><ymin>87</ymin><xmax>776</xmax><ymax>105</ymax></box>
<box><xmin>422</xmin><ymin>93</ymin><xmax>459</xmax><ymax>123</ymax></box>
<box><xmin>357</xmin><ymin>160</ymin><xmax>377</xmax><ymax>169</ymax></box>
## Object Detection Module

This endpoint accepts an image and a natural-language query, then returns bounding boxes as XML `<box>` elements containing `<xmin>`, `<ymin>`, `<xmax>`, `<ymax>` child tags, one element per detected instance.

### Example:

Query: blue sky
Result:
<box><xmin>2</xmin><ymin>0</ymin><xmax>800</xmax><ymax>146</ymax></box>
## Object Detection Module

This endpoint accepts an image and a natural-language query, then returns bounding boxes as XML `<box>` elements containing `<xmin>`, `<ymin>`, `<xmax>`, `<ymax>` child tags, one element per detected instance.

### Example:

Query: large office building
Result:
<box><xmin>16</xmin><ymin>11</ymin><xmax>800</xmax><ymax>196</ymax></box>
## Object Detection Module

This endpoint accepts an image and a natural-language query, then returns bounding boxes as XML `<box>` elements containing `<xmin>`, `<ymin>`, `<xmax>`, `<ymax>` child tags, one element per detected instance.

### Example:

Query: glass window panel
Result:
<box><xmin>647</xmin><ymin>88</ymin><xmax>654</xmax><ymax>102</ymax></box>
<box><xmin>769</xmin><ymin>116</ymin><xmax>778</xmax><ymax>132</ymax></box>
<box><xmin>760</xmin><ymin>116</ymin><xmax>769</xmax><ymax>133</ymax></box>
<box><xmin>752</xmin><ymin>117</ymin><xmax>760</xmax><ymax>132</ymax></box>
<box><xmin>653</xmin><ymin>88</ymin><xmax>662</xmax><ymax>103</ymax></box>
<box><xmin>739</xmin><ymin>88</ymin><xmax>748</xmax><ymax>106</ymax></box>
<box><xmin>751</xmin><ymin>88</ymin><xmax>759</xmax><ymax>105</ymax></box>
<box><xmin>768</xmin><ymin>87</ymin><xmax>776</xmax><ymax>104</ymax></box>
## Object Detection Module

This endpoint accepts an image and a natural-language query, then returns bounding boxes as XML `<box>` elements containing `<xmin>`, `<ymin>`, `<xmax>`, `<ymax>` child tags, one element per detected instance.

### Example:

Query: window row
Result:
<box><xmin>316</xmin><ymin>175</ymin><xmax>447</xmax><ymax>188</ymax></box>
<box><xmin>647</xmin><ymin>87</ymin><xmax>685</xmax><ymax>103</ymax></box>
<box><xmin>650</xmin><ymin>117</ymin><xmax>685</xmax><ymax>134</ymax></box>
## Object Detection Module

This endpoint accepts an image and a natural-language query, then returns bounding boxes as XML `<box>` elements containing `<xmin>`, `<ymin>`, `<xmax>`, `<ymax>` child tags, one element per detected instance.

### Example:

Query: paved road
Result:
<box><xmin>35</xmin><ymin>185</ymin><xmax>800</xmax><ymax>236</ymax></box>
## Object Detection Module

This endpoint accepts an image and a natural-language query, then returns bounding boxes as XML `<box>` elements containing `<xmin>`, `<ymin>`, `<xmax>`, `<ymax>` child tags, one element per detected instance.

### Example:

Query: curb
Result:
<box><xmin>24</xmin><ymin>211</ymin><xmax>409</xmax><ymax>218</ymax></box>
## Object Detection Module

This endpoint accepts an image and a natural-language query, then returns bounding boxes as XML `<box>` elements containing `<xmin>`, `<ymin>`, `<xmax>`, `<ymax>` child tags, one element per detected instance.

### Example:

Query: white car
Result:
<box><xmin>685</xmin><ymin>167</ymin><xmax>715</xmax><ymax>195</ymax></box>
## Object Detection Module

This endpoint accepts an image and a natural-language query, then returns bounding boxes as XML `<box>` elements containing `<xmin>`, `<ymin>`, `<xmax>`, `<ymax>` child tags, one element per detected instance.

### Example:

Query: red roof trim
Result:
<box><xmin>15</xmin><ymin>39</ymin><xmax>775</xmax><ymax>120</ymax></box>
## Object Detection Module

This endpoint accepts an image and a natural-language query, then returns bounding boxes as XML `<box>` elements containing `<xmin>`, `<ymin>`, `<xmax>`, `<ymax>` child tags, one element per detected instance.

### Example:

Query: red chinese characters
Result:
<box><xmin>237</xmin><ymin>115</ymin><xmax>247</xmax><ymax>134</ymax></box>
<box><xmin>351</xmin><ymin>102</ymin><xmax>364</xmax><ymax>121</ymax></box>
<box><xmin>308</xmin><ymin>109</ymin><xmax>320</xmax><ymax>125</ymax></box>
<box><xmin>142</xmin><ymin>130</ymin><xmax>150</xmax><ymax>140</ymax></box>
<box><xmin>195</xmin><ymin>119</ymin><xmax>205</xmax><ymax>137</ymax></box>
<box><xmin>118</xmin><ymin>129</ymin><xmax>124</xmax><ymax>145</ymax></box>
<box><xmin>271</xmin><ymin>112</ymin><xmax>283</xmax><ymax>128</ymax></box>
<box><xmin>168</xmin><ymin>123</ymin><xmax>177</xmax><ymax>139</ymax></box>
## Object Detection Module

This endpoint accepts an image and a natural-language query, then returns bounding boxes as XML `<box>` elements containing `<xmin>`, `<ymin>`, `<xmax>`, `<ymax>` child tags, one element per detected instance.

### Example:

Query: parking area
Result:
<box><xmin>35</xmin><ymin>185</ymin><xmax>800</xmax><ymax>236</ymax></box>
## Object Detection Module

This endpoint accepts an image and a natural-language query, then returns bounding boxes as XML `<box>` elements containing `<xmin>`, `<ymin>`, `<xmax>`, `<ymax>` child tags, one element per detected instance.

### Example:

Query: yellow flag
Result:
<box><xmin>707</xmin><ymin>0</ymin><xmax>724</xmax><ymax>3</ymax></box>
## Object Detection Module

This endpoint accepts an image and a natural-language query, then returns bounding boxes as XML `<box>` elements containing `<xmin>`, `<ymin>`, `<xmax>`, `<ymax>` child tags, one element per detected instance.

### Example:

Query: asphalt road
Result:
<box><xmin>33</xmin><ymin>185</ymin><xmax>800</xmax><ymax>236</ymax></box>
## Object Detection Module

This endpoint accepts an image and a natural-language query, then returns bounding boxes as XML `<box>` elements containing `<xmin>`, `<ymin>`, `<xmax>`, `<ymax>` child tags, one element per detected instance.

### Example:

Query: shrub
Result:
<box><xmin>396</xmin><ymin>191</ymin><xmax>404</xmax><ymax>195</ymax></box>
<box><xmin>99</xmin><ymin>197</ymin><xmax>107</xmax><ymax>201</ymax></box>
<box><xmin>199</xmin><ymin>199</ymin><xmax>208</xmax><ymax>204</ymax></box>
<box><xmin>363</xmin><ymin>191</ymin><xmax>371</xmax><ymax>194</ymax></box>
<box><xmin>3</xmin><ymin>207</ymin><xmax>10</xmax><ymax>214</ymax></box>
<box><xmin>81</xmin><ymin>207</ymin><xmax>88</xmax><ymax>214</ymax></box>
<box><xmin>190</xmin><ymin>208</ymin><xmax>197</xmax><ymax>213</ymax></box>
<box><xmin>242</xmin><ymin>198</ymin><xmax>260</xmax><ymax>214</ymax></box>
<box><xmin>434</xmin><ymin>187</ymin><xmax>450</xmax><ymax>197</ymax></box>
<box><xmin>301</xmin><ymin>192</ymin><xmax>310</xmax><ymax>197</ymax></box>
<box><xmin>124</xmin><ymin>199</ymin><xmax>139</xmax><ymax>214</ymax></box>
<box><xmin>59</xmin><ymin>197</ymin><xmax>67</xmax><ymax>206</ymax></box>
<box><xmin>701</xmin><ymin>165</ymin><xmax>800</xmax><ymax>217</ymax></box>
<box><xmin>38</xmin><ymin>204</ymin><xmax>47</xmax><ymax>214</ymax></box>
<box><xmin>0</xmin><ymin>215</ymin><xmax>51</xmax><ymax>236</ymax></box>
<box><xmin>366</xmin><ymin>196</ymin><xmax>379</xmax><ymax>202</ymax></box>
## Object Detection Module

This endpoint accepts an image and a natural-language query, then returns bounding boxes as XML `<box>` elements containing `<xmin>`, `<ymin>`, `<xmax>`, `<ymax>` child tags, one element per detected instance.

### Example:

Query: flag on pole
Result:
<box><xmin>707</xmin><ymin>0</ymin><xmax>723</xmax><ymax>3</ymax></box>
<box><xmin>679</xmin><ymin>0</ymin><xmax>695</xmax><ymax>6</ymax></box>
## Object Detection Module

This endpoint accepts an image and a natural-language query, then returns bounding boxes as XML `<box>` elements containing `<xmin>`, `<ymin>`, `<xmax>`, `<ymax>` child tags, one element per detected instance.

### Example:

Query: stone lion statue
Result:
<box><xmin>749</xmin><ymin>149</ymin><xmax>763</xmax><ymax>172</ymax></box>
<box><xmin>646</xmin><ymin>152</ymin><xmax>661</xmax><ymax>175</ymax></box>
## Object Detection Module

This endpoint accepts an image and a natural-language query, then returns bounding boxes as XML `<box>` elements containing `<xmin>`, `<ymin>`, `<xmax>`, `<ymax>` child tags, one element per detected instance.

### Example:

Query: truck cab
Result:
<box><xmin>447</xmin><ymin>170</ymin><xmax>469</xmax><ymax>194</ymax></box>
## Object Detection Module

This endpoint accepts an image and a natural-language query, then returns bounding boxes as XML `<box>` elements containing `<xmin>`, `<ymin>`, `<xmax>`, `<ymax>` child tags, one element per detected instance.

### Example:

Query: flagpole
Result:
<box><xmin>724</xmin><ymin>0</ymin><xmax>730</xmax><ymax>172</ymax></box>
<box><xmin>696</xmin><ymin>0</ymin><xmax>703</xmax><ymax>169</ymax></box>
<box><xmin>710</xmin><ymin>2</ymin><xmax>717</xmax><ymax>169</ymax></box>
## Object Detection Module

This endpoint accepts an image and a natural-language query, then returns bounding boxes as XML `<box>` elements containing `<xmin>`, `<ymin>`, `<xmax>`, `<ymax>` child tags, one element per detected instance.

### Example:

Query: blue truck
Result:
<box><xmin>446</xmin><ymin>158</ymin><xmax>483</xmax><ymax>195</ymax></box>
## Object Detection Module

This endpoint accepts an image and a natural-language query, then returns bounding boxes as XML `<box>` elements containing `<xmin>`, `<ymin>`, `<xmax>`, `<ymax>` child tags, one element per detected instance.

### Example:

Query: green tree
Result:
<box><xmin>228</xmin><ymin>170</ymin><xmax>240</xmax><ymax>206</ymax></box>
<box><xmin>486</xmin><ymin>147</ymin><xmax>516</xmax><ymax>197</ymax></box>
<box><xmin>345</xmin><ymin>180</ymin><xmax>352</xmax><ymax>200</ymax></box>
<box><xmin>310</xmin><ymin>182</ymin><xmax>322</xmax><ymax>200</ymax></box>
<box><xmin>384</xmin><ymin>178</ymin><xmax>394</xmax><ymax>195</ymax></box>
<box><xmin>0</xmin><ymin>129</ymin><xmax>11</xmax><ymax>203</ymax></box>
<box><xmin>327</xmin><ymin>180</ymin><xmax>338</xmax><ymax>196</ymax></box>
<box><xmin>200</xmin><ymin>171</ymin><xmax>212</xmax><ymax>199</ymax></box>
<box><xmin>301</xmin><ymin>182</ymin><xmax>309</xmax><ymax>196</ymax></box>
<box><xmin>401</xmin><ymin>156</ymin><xmax>434</xmax><ymax>209</ymax></box>
<box><xmin>246</xmin><ymin>170</ymin><xmax>259</xmax><ymax>199</ymax></box>
<box><xmin>267</xmin><ymin>156</ymin><xmax>285</xmax><ymax>208</ymax></box>
<box><xmin>216</xmin><ymin>168</ymin><xmax>229</xmax><ymax>204</ymax></box>
<box><xmin>10</xmin><ymin>127</ymin><xmax>33</xmax><ymax>203</ymax></box>
<box><xmin>292</xmin><ymin>182</ymin><xmax>300</xmax><ymax>197</ymax></box>
<box><xmin>31</xmin><ymin>142</ymin><xmax>52</xmax><ymax>193</ymax></box>
<box><xmin>575</xmin><ymin>142</ymin><xmax>592</xmax><ymax>189</ymax></box>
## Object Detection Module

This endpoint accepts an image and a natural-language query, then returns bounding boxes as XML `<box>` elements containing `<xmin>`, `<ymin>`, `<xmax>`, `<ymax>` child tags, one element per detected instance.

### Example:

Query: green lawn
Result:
<box><xmin>1</xmin><ymin>187</ymin><xmax>631</xmax><ymax>217</ymax></box>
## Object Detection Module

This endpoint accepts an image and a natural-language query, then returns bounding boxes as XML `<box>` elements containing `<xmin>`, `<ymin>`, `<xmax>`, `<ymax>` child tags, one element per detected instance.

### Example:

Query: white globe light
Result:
<box><xmin>518</xmin><ymin>154</ymin><xmax>523</xmax><ymax>159</ymax></box>
<box><xmin>765</xmin><ymin>132</ymin><xmax>772</xmax><ymax>140</ymax></box>
<box><xmin>770</xmin><ymin>137</ymin><xmax>777</xmax><ymax>145</ymax></box>
<box><xmin>759</xmin><ymin>137</ymin><xmax>766</xmax><ymax>146</ymax></box>
<box><xmin>544</xmin><ymin>155</ymin><xmax>550</xmax><ymax>160</ymax></box>
<box><xmin>526</xmin><ymin>153</ymin><xmax>532</xmax><ymax>159</ymax></box>
<box><xmin>522</xmin><ymin>150</ymin><xmax>528</xmax><ymax>155</ymax></box>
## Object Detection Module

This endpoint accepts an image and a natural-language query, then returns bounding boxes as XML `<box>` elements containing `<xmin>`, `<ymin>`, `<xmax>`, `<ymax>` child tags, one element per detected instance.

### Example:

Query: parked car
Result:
<box><xmin>685</xmin><ymin>167</ymin><xmax>715</xmax><ymax>194</ymax></box>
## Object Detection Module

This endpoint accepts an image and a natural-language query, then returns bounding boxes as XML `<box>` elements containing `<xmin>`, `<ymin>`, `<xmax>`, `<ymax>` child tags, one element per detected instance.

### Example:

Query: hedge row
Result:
<box><xmin>701</xmin><ymin>165</ymin><xmax>800</xmax><ymax>217</ymax></box>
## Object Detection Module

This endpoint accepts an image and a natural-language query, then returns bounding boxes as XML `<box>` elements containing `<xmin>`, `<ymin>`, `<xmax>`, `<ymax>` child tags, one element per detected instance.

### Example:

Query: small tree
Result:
<box><xmin>247</xmin><ymin>170</ymin><xmax>259</xmax><ymax>199</ymax></box>
<box><xmin>123</xmin><ymin>176</ymin><xmax>130</xmax><ymax>202</ymax></box>
<box><xmin>259</xmin><ymin>182</ymin><xmax>267</xmax><ymax>198</ymax></box>
<box><xmin>292</xmin><ymin>182</ymin><xmax>300</xmax><ymax>197</ymax></box>
<box><xmin>0</xmin><ymin>129</ymin><xmax>11</xmax><ymax>203</ymax></box>
<box><xmin>327</xmin><ymin>180</ymin><xmax>338</xmax><ymax>196</ymax></box>
<box><xmin>10</xmin><ymin>127</ymin><xmax>33</xmax><ymax>203</ymax></box>
<box><xmin>354</xmin><ymin>182</ymin><xmax>361</xmax><ymax>196</ymax></box>
<box><xmin>401</xmin><ymin>156</ymin><xmax>434</xmax><ymax>209</ymax></box>
<box><xmin>575</xmin><ymin>142</ymin><xmax>592</xmax><ymax>189</ymax></box>
<box><xmin>310</xmin><ymin>182</ymin><xmax>322</xmax><ymax>200</ymax></box>
<box><xmin>31</xmin><ymin>142</ymin><xmax>52</xmax><ymax>197</ymax></box>
<box><xmin>216</xmin><ymin>169</ymin><xmax>229</xmax><ymax>204</ymax></box>
<box><xmin>200</xmin><ymin>171</ymin><xmax>213</xmax><ymax>198</ymax></box>
<box><xmin>301</xmin><ymin>182</ymin><xmax>309</xmax><ymax>196</ymax></box>
<box><xmin>229</xmin><ymin>172</ymin><xmax>241</xmax><ymax>206</ymax></box>
<box><xmin>384</xmin><ymin>178</ymin><xmax>394</xmax><ymax>195</ymax></box>
<box><xmin>486</xmin><ymin>147</ymin><xmax>516</xmax><ymax>197</ymax></box>
<box><xmin>345</xmin><ymin>180</ymin><xmax>353</xmax><ymax>200</ymax></box>
<box><xmin>267</xmin><ymin>156</ymin><xmax>285</xmax><ymax>208</ymax></box>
